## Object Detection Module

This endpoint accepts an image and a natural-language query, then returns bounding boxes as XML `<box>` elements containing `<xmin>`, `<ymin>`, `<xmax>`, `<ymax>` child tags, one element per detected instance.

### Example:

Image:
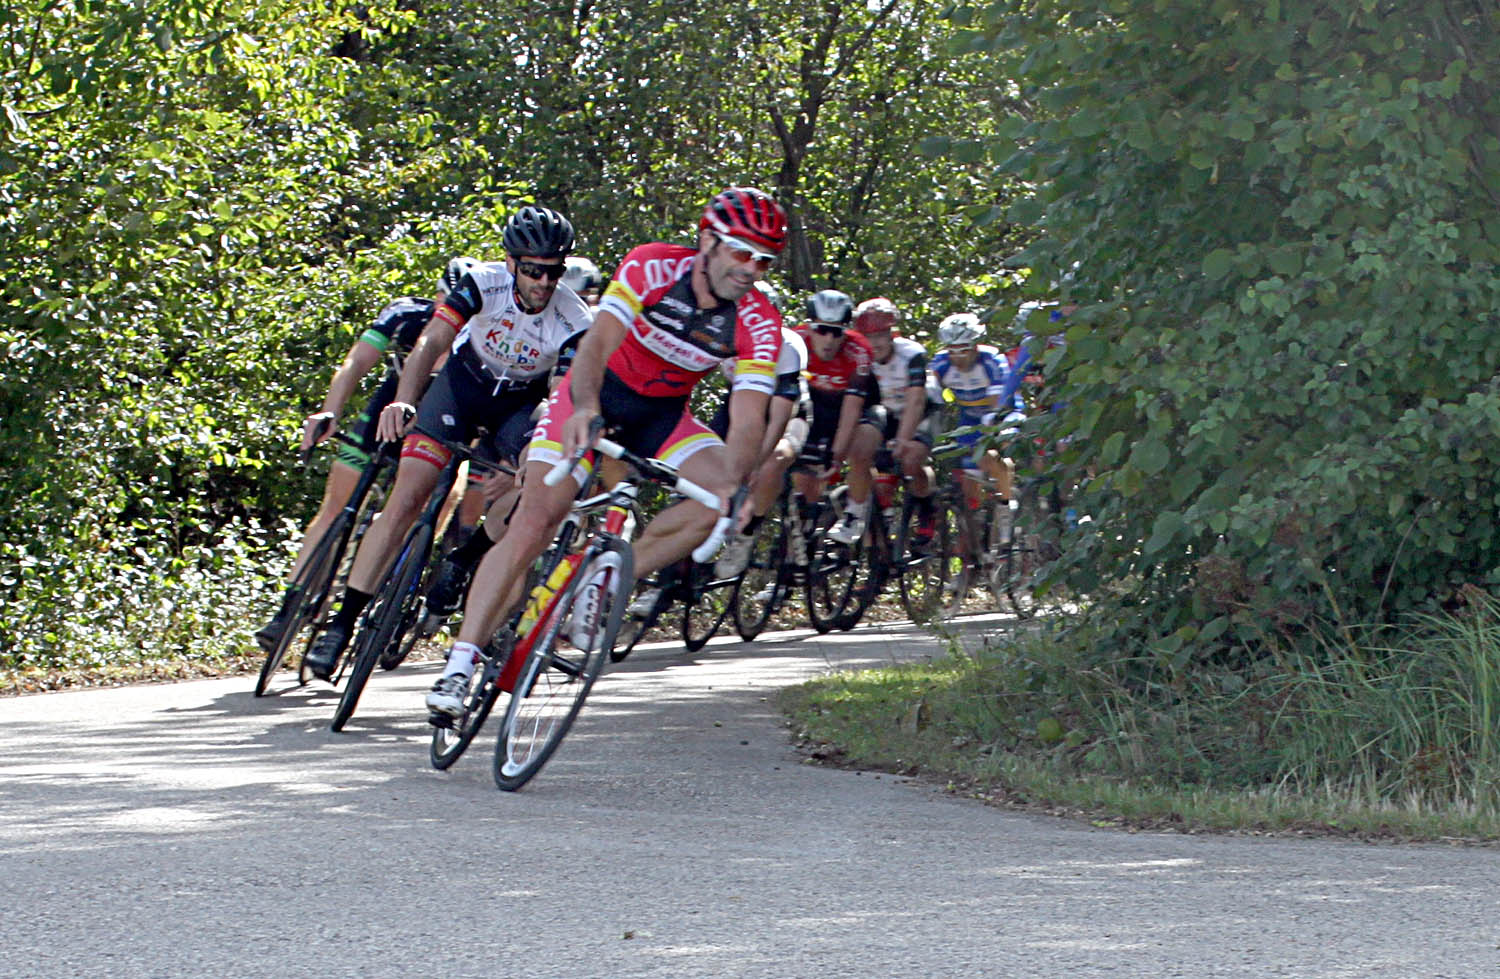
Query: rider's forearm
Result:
<box><xmin>318</xmin><ymin>341</ymin><xmax>383</xmax><ymax>416</ymax></box>
<box><xmin>895</xmin><ymin>385</ymin><xmax>926</xmax><ymax>442</ymax></box>
<box><xmin>829</xmin><ymin>392</ymin><xmax>863</xmax><ymax>462</ymax></box>
<box><xmin>568</xmin><ymin>311</ymin><xmax>628</xmax><ymax>415</ymax></box>
<box><xmin>724</xmin><ymin>389</ymin><xmax>769</xmax><ymax>483</ymax></box>
<box><xmin>758</xmin><ymin>397</ymin><xmax>794</xmax><ymax>462</ymax></box>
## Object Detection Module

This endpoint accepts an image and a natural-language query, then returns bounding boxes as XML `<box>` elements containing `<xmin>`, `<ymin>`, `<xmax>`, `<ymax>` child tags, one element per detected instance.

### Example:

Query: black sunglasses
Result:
<box><xmin>515</xmin><ymin>259</ymin><xmax>566</xmax><ymax>281</ymax></box>
<box><xmin>811</xmin><ymin>323</ymin><xmax>846</xmax><ymax>337</ymax></box>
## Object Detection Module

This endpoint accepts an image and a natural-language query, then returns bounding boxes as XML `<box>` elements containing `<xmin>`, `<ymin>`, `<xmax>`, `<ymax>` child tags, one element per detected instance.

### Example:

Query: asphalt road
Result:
<box><xmin>2</xmin><ymin>615</ymin><xmax>1498</xmax><ymax>978</ymax></box>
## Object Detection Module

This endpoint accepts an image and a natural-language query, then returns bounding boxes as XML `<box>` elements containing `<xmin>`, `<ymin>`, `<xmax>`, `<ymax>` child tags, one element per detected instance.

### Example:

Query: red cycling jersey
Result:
<box><xmin>796</xmin><ymin>323</ymin><xmax>873</xmax><ymax>421</ymax></box>
<box><xmin>596</xmin><ymin>242</ymin><xmax>782</xmax><ymax>399</ymax></box>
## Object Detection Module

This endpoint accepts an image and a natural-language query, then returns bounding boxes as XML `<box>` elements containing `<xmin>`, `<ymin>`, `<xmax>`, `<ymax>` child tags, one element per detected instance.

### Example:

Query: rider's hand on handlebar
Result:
<box><xmin>560</xmin><ymin>408</ymin><xmax>601</xmax><ymax>460</ymax></box>
<box><xmin>377</xmin><ymin>402</ymin><xmax>417</xmax><ymax>443</ymax></box>
<box><xmin>300</xmin><ymin>412</ymin><xmax>337</xmax><ymax>452</ymax></box>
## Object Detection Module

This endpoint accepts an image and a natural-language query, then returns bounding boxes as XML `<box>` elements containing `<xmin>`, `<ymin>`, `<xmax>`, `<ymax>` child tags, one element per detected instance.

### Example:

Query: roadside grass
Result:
<box><xmin>782</xmin><ymin>595</ymin><xmax>1500</xmax><ymax>842</ymax></box>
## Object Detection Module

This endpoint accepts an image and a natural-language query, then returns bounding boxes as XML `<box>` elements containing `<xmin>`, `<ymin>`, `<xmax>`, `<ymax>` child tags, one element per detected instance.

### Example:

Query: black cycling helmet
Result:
<box><xmin>502</xmin><ymin>205</ymin><xmax>575</xmax><ymax>259</ymax></box>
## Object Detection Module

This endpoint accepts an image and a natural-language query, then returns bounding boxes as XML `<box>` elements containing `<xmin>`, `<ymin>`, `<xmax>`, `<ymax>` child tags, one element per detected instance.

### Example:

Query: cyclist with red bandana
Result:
<box><xmin>847</xmin><ymin>296</ymin><xmax>940</xmax><ymax>549</ymax></box>
<box><xmin>427</xmin><ymin>186</ymin><xmax>787</xmax><ymax>717</ymax></box>
<box><xmin>303</xmin><ymin>206</ymin><xmax>592</xmax><ymax>681</ymax></box>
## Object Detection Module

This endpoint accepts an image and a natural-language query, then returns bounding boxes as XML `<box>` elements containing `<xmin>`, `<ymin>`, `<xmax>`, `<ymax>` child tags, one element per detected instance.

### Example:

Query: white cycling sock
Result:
<box><xmin>443</xmin><ymin>641</ymin><xmax>482</xmax><ymax>678</ymax></box>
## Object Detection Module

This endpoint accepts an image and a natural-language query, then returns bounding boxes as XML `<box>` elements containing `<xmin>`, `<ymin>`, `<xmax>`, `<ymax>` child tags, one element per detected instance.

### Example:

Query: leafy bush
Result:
<box><xmin>956</xmin><ymin>0</ymin><xmax>1500</xmax><ymax>658</ymax></box>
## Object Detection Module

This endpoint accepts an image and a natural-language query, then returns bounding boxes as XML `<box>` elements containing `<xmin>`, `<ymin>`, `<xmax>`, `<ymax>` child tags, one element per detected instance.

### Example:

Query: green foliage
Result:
<box><xmin>1</xmin><ymin>0</ymin><xmax>1021</xmax><ymax>669</ymax></box>
<box><xmin>960</xmin><ymin>0</ymin><xmax>1500</xmax><ymax>656</ymax></box>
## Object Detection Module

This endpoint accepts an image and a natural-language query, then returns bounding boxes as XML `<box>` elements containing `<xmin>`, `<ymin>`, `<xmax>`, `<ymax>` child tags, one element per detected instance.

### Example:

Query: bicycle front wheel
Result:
<box><xmin>805</xmin><ymin>534</ymin><xmax>857</xmax><ymax>634</ymax></box>
<box><xmin>255</xmin><ymin>512</ymin><xmax>349</xmax><ymax>697</ymax></box>
<box><xmin>331</xmin><ymin>522</ymin><xmax>432</xmax><ymax>732</ymax></box>
<box><xmin>1003</xmin><ymin>488</ymin><xmax>1053</xmax><ymax>619</ymax></box>
<box><xmin>834</xmin><ymin>509</ymin><xmax>890</xmax><ymax>632</ymax></box>
<box><xmin>494</xmin><ymin>539</ymin><xmax>634</xmax><ymax>791</ymax></box>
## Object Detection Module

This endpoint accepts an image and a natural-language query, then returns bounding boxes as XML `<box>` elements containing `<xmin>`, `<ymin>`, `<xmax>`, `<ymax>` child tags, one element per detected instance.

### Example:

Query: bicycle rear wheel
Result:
<box><xmin>1003</xmin><ymin>488</ymin><xmax>1053</xmax><ymax>618</ymax></box>
<box><xmin>255</xmin><ymin>512</ymin><xmax>348</xmax><ymax>697</ymax></box>
<box><xmin>331</xmin><ymin>522</ymin><xmax>432</xmax><ymax>732</ymax></box>
<box><xmin>494</xmin><ymin>539</ymin><xmax>633</xmax><ymax>791</ymax></box>
<box><xmin>731</xmin><ymin>502</ymin><xmax>787</xmax><ymax>641</ymax></box>
<box><xmin>429</xmin><ymin>637</ymin><xmax>510</xmax><ymax>770</ymax></box>
<box><xmin>682</xmin><ymin>562</ymin><xmax>731</xmax><ymax>651</ymax></box>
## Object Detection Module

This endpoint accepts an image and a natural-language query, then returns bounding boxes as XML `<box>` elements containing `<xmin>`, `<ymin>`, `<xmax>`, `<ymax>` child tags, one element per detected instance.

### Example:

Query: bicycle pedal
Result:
<box><xmin>427</xmin><ymin>710</ymin><xmax>456</xmax><ymax>730</ymax></box>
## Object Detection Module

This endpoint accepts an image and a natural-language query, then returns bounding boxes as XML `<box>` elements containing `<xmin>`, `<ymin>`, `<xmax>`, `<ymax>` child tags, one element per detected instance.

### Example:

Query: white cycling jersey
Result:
<box><xmin>437</xmin><ymin>261</ymin><xmax>594</xmax><ymax>388</ymax></box>
<box><xmin>868</xmin><ymin>335</ymin><xmax>929</xmax><ymax>415</ymax></box>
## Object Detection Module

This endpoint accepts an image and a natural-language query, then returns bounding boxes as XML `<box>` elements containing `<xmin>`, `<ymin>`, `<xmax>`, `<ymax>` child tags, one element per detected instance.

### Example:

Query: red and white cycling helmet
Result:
<box><xmin>852</xmin><ymin>296</ymin><xmax>901</xmax><ymax>336</ymax></box>
<box><xmin>700</xmin><ymin>187</ymin><xmax>788</xmax><ymax>255</ymax></box>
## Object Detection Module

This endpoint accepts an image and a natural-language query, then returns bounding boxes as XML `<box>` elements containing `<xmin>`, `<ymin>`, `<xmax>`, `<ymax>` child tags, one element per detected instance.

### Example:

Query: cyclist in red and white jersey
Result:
<box><xmin>727</xmin><ymin>289</ymin><xmax>875</xmax><ymax>558</ymax></box>
<box><xmin>305</xmin><ymin>206</ymin><xmax>592</xmax><ymax>681</ymax></box>
<box><xmin>427</xmin><ymin>187</ymin><xmax>787</xmax><ymax>716</ymax></box>
<box><xmin>848</xmin><ymin>297</ymin><xmax>940</xmax><ymax>546</ymax></box>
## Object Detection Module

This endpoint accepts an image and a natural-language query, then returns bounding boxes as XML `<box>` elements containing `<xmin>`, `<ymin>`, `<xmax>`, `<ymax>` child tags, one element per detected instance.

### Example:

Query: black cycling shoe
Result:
<box><xmin>255</xmin><ymin>619</ymin><xmax>286</xmax><ymax>653</ymax></box>
<box><xmin>303</xmin><ymin>624</ymin><xmax>351</xmax><ymax>681</ymax></box>
<box><xmin>424</xmin><ymin>559</ymin><xmax>472</xmax><ymax>618</ymax></box>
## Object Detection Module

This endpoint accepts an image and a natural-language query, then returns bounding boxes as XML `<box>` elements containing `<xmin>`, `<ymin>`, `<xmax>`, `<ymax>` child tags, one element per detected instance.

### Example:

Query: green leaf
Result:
<box><xmin>1202</xmin><ymin>249</ymin><xmax>1234</xmax><ymax>280</ymax></box>
<box><xmin>1131</xmin><ymin>436</ymin><xmax>1170</xmax><ymax>475</ymax></box>
<box><xmin>1144</xmin><ymin>510</ymin><xmax>1184</xmax><ymax>557</ymax></box>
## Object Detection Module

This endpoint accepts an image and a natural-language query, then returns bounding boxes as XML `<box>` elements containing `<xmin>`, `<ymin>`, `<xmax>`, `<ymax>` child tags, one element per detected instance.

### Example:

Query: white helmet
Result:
<box><xmin>438</xmin><ymin>255</ymin><xmax>482</xmax><ymax>295</ymax></box>
<box><xmin>938</xmin><ymin>312</ymin><xmax>984</xmax><ymax>347</ymax></box>
<box><xmin>805</xmin><ymin>289</ymin><xmax>853</xmax><ymax>328</ymax></box>
<box><xmin>562</xmin><ymin>256</ymin><xmax>603</xmax><ymax>294</ymax></box>
<box><xmin>753</xmin><ymin>279</ymin><xmax>786</xmax><ymax>314</ymax></box>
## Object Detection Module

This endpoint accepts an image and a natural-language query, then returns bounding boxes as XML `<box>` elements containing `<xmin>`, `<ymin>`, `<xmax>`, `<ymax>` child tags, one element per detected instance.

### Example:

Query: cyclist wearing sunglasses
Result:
<box><xmin>426</xmin><ymin>187</ymin><xmax>787</xmax><ymax>714</ymax></box>
<box><xmin>931</xmin><ymin>312</ymin><xmax>1026</xmax><ymax>506</ymax></box>
<box><xmin>759</xmin><ymin>289</ymin><xmax>876</xmax><ymax>550</ymax></box>
<box><xmin>304</xmin><ymin>205</ymin><xmax>592</xmax><ymax>681</ymax></box>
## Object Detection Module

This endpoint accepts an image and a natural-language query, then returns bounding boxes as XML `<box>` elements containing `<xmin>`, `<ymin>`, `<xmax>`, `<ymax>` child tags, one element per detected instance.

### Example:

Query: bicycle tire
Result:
<box><xmin>429</xmin><ymin>643</ymin><xmax>507</xmax><ymax>770</ymax></box>
<box><xmin>681</xmin><ymin>562</ymin><xmax>731</xmax><ymax>651</ymax></box>
<box><xmin>494</xmin><ymin>538</ymin><xmax>633</xmax><ymax>791</ymax></box>
<box><xmin>254</xmin><ymin>512</ymin><xmax>349</xmax><ymax>697</ymax></box>
<box><xmin>833</xmin><ymin>506</ymin><xmax>890</xmax><ymax>632</ymax></box>
<box><xmin>897</xmin><ymin>499</ymin><xmax>951</xmax><ymax>625</ymax></box>
<box><xmin>731</xmin><ymin>502</ymin><xmax>787</xmax><ymax>641</ymax></box>
<box><xmin>805</xmin><ymin>520</ymin><xmax>856</xmax><ymax>635</ymax></box>
<box><xmin>1004</xmin><ymin>487</ymin><xmax>1052</xmax><ymax>619</ymax></box>
<box><xmin>940</xmin><ymin>500</ymin><xmax>973</xmax><ymax>616</ymax></box>
<box><xmin>331</xmin><ymin>522</ymin><xmax>432</xmax><ymax>732</ymax></box>
<box><xmin>983</xmin><ymin>499</ymin><xmax>1015</xmax><ymax>610</ymax></box>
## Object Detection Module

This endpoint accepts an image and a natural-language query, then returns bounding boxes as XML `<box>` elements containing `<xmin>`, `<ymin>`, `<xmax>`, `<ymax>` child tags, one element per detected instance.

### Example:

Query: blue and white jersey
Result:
<box><xmin>930</xmin><ymin>344</ymin><xmax>1023</xmax><ymax>423</ymax></box>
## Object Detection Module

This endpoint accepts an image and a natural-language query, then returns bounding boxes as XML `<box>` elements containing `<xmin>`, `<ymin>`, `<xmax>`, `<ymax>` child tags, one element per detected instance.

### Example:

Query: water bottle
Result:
<box><xmin>518</xmin><ymin>552</ymin><xmax>582</xmax><ymax>636</ymax></box>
